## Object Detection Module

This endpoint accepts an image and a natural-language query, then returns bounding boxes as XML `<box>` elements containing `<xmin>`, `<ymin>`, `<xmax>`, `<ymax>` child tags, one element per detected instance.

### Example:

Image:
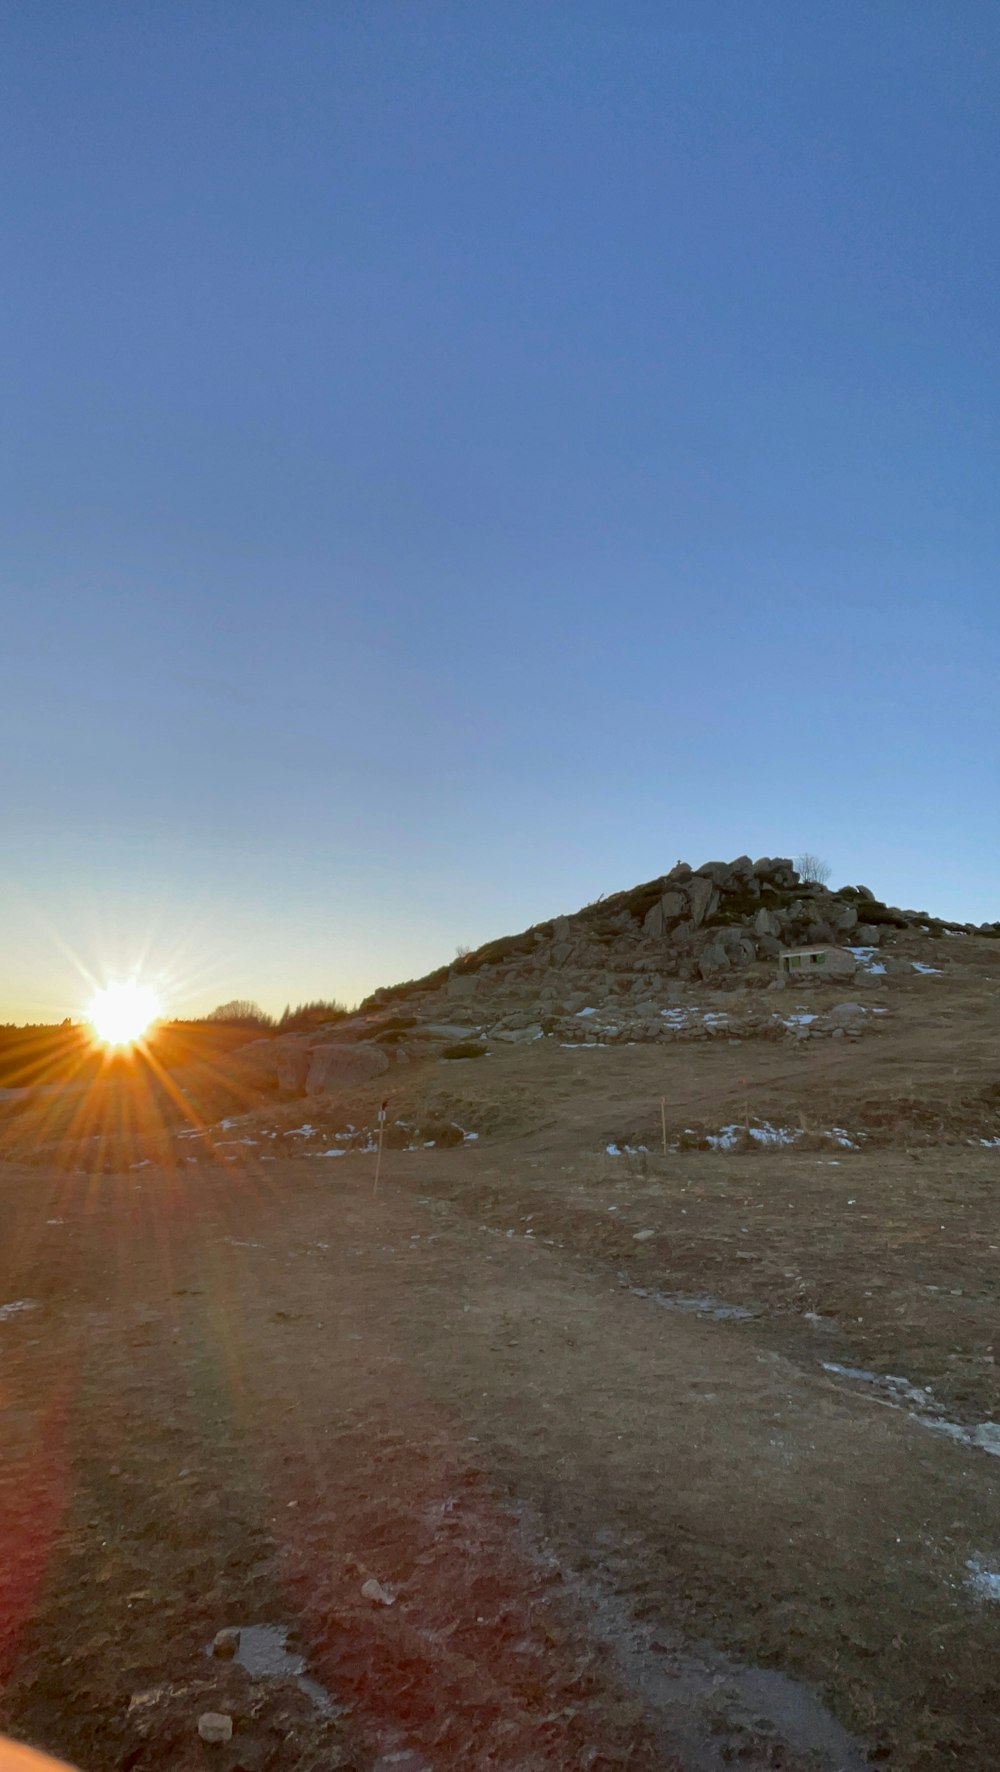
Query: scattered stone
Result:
<box><xmin>633</xmin><ymin>1229</ymin><xmax>655</xmax><ymax>1242</ymax></box>
<box><xmin>212</xmin><ymin>1627</ymin><xmax>241</xmax><ymax>1659</ymax></box>
<box><xmin>361</xmin><ymin>1576</ymin><xmax>396</xmax><ymax>1606</ymax></box>
<box><xmin>198</xmin><ymin>1713</ymin><xmax>234</xmax><ymax>1744</ymax></box>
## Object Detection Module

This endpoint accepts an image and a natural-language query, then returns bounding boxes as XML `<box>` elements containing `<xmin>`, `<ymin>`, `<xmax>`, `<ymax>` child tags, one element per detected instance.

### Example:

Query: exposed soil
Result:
<box><xmin>1</xmin><ymin>955</ymin><xmax>999</xmax><ymax>1771</ymax></box>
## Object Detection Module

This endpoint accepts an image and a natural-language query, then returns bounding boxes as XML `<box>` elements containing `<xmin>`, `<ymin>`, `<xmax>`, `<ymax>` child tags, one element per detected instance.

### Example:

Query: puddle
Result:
<box><xmin>821</xmin><ymin>1363</ymin><xmax>1000</xmax><ymax>1458</ymax></box>
<box><xmin>620</xmin><ymin>1276</ymin><xmax>756</xmax><ymax>1322</ymax></box>
<box><xmin>205</xmin><ymin>1624</ymin><xmax>337</xmax><ymax>1715</ymax></box>
<box><xmin>513</xmin><ymin>1507</ymin><xmax>869</xmax><ymax>1772</ymax></box>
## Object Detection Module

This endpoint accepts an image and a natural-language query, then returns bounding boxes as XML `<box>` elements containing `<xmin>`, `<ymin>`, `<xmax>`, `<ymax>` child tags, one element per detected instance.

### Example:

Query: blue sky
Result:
<box><xmin>1</xmin><ymin>2</ymin><xmax>997</xmax><ymax>1019</ymax></box>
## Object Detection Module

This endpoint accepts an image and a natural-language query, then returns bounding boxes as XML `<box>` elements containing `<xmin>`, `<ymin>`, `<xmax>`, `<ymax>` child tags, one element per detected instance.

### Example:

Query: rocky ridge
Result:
<box><xmin>231</xmin><ymin>856</ymin><xmax>998</xmax><ymax>1093</ymax></box>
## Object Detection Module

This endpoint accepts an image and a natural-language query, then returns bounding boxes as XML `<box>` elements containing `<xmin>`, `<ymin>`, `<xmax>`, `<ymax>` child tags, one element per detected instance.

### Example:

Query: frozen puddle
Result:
<box><xmin>966</xmin><ymin>1557</ymin><xmax>1000</xmax><ymax>1602</ymax></box>
<box><xmin>205</xmin><ymin>1624</ymin><xmax>337</xmax><ymax>1715</ymax></box>
<box><xmin>822</xmin><ymin>1363</ymin><xmax>1000</xmax><ymax>1458</ymax></box>
<box><xmin>520</xmin><ymin>1516</ymin><xmax>871</xmax><ymax>1772</ymax></box>
<box><xmin>620</xmin><ymin>1275</ymin><xmax>756</xmax><ymax>1322</ymax></box>
<box><xmin>0</xmin><ymin>1299</ymin><xmax>37</xmax><ymax>1321</ymax></box>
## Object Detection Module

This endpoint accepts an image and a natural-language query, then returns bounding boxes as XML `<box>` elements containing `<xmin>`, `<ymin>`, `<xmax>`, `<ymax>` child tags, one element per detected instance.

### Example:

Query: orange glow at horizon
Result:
<box><xmin>86</xmin><ymin>980</ymin><xmax>163</xmax><ymax>1048</ymax></box>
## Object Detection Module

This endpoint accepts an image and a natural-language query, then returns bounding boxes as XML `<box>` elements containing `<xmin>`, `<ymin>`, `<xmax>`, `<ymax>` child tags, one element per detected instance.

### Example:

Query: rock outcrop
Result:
<box><xmin>232</xmin><ymin>856</ymin><xmax>998</xmax><ymax>1088</ymax></box>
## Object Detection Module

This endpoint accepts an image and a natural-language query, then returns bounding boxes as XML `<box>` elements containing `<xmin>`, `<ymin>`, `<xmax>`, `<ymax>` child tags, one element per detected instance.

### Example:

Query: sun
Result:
<box><xmin>87</xmin><ymin>980</ymin><xmax>162</xmax><ymax>1048</ymax></box>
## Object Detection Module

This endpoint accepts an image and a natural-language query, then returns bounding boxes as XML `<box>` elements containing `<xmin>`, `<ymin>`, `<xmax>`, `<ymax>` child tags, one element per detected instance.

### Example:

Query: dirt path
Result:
<box><xmin>1</xmin><ymin>1154</ymin><xmax>999</xmax><ymax>1771</ymax></box>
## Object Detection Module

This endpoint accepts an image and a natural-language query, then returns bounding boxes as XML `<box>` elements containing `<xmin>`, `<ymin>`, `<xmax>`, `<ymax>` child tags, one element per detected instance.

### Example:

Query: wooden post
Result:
<box><xmin>660</xmin><ymin>1096</ymin><xmax>668</xmax><ymax>1157</ymax></box>
<box><xmin>373</xmin><ymin>1098</ymin><xmax>387</xmax><ymax>1194</ymax></box>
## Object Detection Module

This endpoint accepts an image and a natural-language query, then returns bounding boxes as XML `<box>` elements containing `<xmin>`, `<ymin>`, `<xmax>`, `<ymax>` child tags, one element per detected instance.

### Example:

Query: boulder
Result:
<box><xmin>824</xmin><ymin>950</ymin><xmax>858</xmax><ymax>980</ymax></box>
<box><xmin>754</xmin><ymin>908</ymin><xmax>782</xmax><ymax>938</ymax></box>
<box><xmin>697</xmin><ymin>940</ymin><xmax>731</xmax><ymax>978</ymax></box>
<box><xmin>643</xmin><ymin>901</ymin><xmax>665</xmax><ymax>938</ymax></box>
<box><xmin>666</xmin><ymin>862</ymin><xmax>693</xmax><ymax>883</ymax></box>
<box><xmin>828</xmin><ymin>1002</ymin><xmax>866</xmax><ymax>1023</ymax></box>
<box><xmin>446</xmin><ymin>973</ymin><xmax>477</xmax><ymax>999</ymax></box>
<box><xmin>492</xmin><ymin>1024</ymin><xmax>543</xmax><ymax>1042</ymax></box>
<box><xmin>831</xmin><ymin>902</ymin><xmax>859</xmax><ymax>933</ymax></box>
<box><xmin>305</xmin><ymin>1043</ymin><xmax>390</xmax><ymax>1094</ymax></box>
<box><xmin>687</xmin><ymin>876</ymin><xmax>720</xmax><ymax>929</ymax></box>
<box><xmin>661</xmin><ymin>890</ymin><xmax>688</xmax><ymax>921</ymax></box>
<box><xmin>694</xmin><ymin>861</ymin><xmax>736</xmax><ymax>888</ymax></box>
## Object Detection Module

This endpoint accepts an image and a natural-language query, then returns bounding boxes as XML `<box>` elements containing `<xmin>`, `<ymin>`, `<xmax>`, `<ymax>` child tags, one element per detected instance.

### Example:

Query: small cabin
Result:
<box><xmin>777</xmin><ymin>944</ymin><xmax>856</xmax><ymax>985</ymax></box>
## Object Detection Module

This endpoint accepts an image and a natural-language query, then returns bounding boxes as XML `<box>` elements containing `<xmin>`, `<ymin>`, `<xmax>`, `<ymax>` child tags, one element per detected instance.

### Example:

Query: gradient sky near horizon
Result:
<box><xmin>2</xmin><ymin>2</ymin><xmax>998</xmax><ymax>1022</ymax></box>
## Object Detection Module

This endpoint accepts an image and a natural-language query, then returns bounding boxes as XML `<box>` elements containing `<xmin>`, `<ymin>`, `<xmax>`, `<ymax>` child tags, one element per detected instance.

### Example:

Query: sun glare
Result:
<box><xmin>87</xmin><ymin>980</ymin><xmax>162</xmax><ymax>1048</ymax></box>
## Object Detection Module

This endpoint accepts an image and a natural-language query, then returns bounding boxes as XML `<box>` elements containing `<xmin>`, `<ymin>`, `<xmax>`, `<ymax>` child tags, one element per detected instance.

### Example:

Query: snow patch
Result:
<box><xmin>966</xmin><ymin>1557</ymin><xmax>1000</xmax><ymax>1602</ymax></box>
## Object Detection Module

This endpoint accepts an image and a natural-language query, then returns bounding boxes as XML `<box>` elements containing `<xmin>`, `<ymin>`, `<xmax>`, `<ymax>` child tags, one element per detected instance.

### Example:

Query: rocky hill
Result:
<box><xmin>226</xmin><ymin>854</ymin><xmax>998</xmax><ymax>1096</ymax></box>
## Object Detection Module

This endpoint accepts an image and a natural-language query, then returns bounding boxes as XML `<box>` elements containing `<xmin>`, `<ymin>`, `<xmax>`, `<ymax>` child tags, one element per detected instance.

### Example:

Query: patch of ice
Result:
<box><xmin>822</xmin><ymin>1363</ymin><xmax>1000</xmax><ymax>1459</ymax></box>
<box><xmin>130</xmin><ymin>1159</ymin><xmax>151</xmax><ymax>1169</ymax></box>
<box><xmin>966</xmin><ymin>1558</ymin><xmax>1000</xmax><ymax>1602</ymax></box>
<box><xmin>576</xmin><ymin>1006</ymin><xmax>598</xmax><ymax>1017</ymax></box>
<box><xmin>286</xmin><ymin>1124</ymin><xmax>316</xmax><ymax>1137</ymax></box>
<box><xmin>706</xmin><ymin>1122</ymin><xmax>798</xmax><ymax>1150</ymax></box>
<box><xmin>784</xmin><ymin>1013</ymin><xmax>816</xmax><ymax>1027</ymax></box>
<box><xmin>0</xmin><ymin>1300</ymin><xmax>37</xmax><ymax>1321</ymax></box>
<box><xmin>608</xmin><ymin>1143</ymin><xmax>648</xmax><ymax>1157</ymax></box>
<box><xmin>912</xmin><ymin>961</ymin><xmax>943</xmax><ymax>976</ymax></box>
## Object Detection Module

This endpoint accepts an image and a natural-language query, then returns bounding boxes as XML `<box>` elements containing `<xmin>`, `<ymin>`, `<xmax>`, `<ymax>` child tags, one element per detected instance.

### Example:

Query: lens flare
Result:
<box><xmin>87</xmin><ymin>980</ymin><xmax>162</xmax><ymax>1048</ymax></box>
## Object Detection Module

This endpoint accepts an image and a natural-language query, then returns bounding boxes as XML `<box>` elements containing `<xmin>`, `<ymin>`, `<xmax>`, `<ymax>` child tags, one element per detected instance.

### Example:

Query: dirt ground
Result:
<box><xmin>1</xmin><ymin>956</ymin><xmax>999</xmax><ymax>1771</ymax></box>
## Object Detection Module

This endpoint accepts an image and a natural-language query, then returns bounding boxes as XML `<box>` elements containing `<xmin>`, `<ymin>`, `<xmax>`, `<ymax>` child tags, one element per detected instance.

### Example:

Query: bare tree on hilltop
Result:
<box><xmin>796</xmin><ymin>853</ymin><xmax>832</xmax><ymax>886</ymax></box>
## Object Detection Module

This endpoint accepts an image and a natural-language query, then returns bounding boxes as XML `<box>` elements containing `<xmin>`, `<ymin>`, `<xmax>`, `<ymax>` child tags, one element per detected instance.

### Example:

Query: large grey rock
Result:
<box><xmin>697</xmin><ymin>940</ymin><xmax>731</xmax><ymax>978</ymax></box>
<box><xmin>831</xmin><ymin>902</ymin><xmax>859</xmax><ymax>933</ymax></box>
<box><xmin>828</xmin><ymin>1001</ymin><xmax>865</xmax><ymax>1022</ymax></box>
<box><xmin>666</xmin><ymin>862</ymin><xmax>693</xmax><ymax>883</ymax></box>
<box><xmin>661</xmin><ymin>890</ymin><xmax>688</xmax><ymax>920</ymax></box>
<box><xmin>694</xmin><ymin>860</ymin><xmax>736</xmax><ymax>888</ymax></box>
<box><xmin>643</xmin><ymin>900</ymin><xmax>665</xmax><ymax>938</ymax></box>
<box><xmin>446</xmin><ymin>972</ymin><xmax>477</xmax><ymax>999</ymax></box>
<box><xmin>305</xmin><ymin>1042</ymin><xmax>390</xmax><ymax>1094</ymax></box>
<box><xmin>492</xmin><ymin>1024</ymin><xmax>543</xmax><ymax>1043</ymax></box>
<box><xmin>687</xmin><ymin>876</ymin><xmax>720</xmax><ymax>928</ymax></box>
<box><xmin>824</xmin><ymin>950</ymin><xmax>858</xmax><ymax>979</ymax></box>
<box><xmin>198</xmin><ymin>1715</ymin><xmax>233</xmax><ymax>1745</ymax></box>
<box><xmin>805</xmin><ymin>922</ymin><xmax>836</xmax><ymax>945</ymax></box>
<box><xmin>754</xmin><ymin>908</ymin><xmax>782</xmax><ymax>938</ymax></box>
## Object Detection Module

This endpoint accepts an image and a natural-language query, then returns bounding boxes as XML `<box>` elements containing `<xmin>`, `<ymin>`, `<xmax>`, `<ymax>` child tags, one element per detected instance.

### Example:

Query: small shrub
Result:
<box><xmin>796</xmin><ymin>853</ymin><xmax>832</xmax><ymax>886</ymax></box>
<box><xmin>277</xmin><ymin>999</ymin><xmax>349</xmax><ymax>1032</ymax></box>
